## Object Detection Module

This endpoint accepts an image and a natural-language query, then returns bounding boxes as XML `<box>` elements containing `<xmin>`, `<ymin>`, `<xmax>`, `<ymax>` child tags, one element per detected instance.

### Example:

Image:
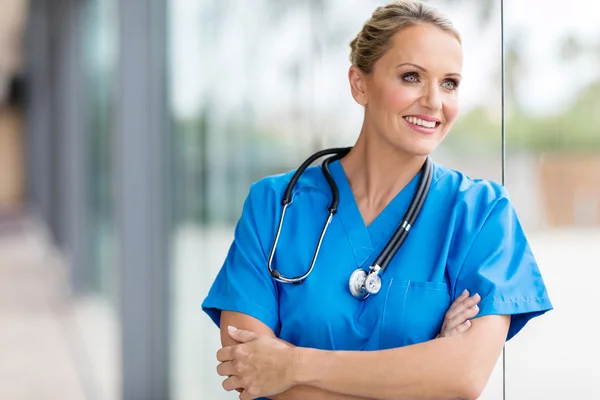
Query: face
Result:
<box><xmin>349</xmin><ymin>23</ymin><xmax>463</xmax><ymax>157</ymax></box>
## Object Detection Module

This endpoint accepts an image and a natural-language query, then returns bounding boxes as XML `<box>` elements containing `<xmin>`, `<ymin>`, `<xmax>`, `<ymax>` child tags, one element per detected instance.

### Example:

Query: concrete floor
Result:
<box><xmin>0</xmin><ymin>214</ymin><xmax>118</xmax><ymax>400</ymax></box>
<box><xmin>0</xmin><ymin>214</ymin><xmax>84</xmax><ymax>399</ymax></box>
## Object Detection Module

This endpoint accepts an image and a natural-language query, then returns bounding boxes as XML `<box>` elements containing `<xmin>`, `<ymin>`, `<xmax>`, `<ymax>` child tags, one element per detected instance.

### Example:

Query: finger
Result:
<box><xmin>228</xmin><ymin>326</ymin><xmax>261</xmax><ymax>343</ymax></box>
<box><xmin>222</xmin><ymin>375</ymin><xmax>244</xmax><ymax>392</ymax></box>
<box><xmin>448</xmin><ymin>293</ymin><xmax>480</xmax><ymax>319</ymax></box>
<box><xmin>442</xmin><ymin>296</ymin><xmax>471</xmax><ymax>331</ymax></box>
<box><xmin>446</xmin><ymin>304</ymin><xmax>479</xmax><ymax>332</ymax></box>
<box><xmin>465</xmin><ymin>303</ymin><xmax>480</xmax><ymax>319</ymax></box>
<box><xmin>216</xmin><ymin>361</ymin><xmax>236</xmax><ymax>377</ymax></box>
<box><xmin>216</xmin><ymin>347</ymin><xmax>234</xmax><ymax>362</ymax></box>
<box><xmin>449</xmin><ymin>319</ymin><xmax>472</xmax><ymax>336</ymax></box>
<box><xmin>445</xmin><ymin>293</ymin><xmax>480</xmax><ymax>321</ymax></box>
<box><xmin>444</xmin><ymin>291</ymin><xmax>471</xmax><ymax>324</ymax></box>
<box><xmin>442</xmin><ymin>318</ymin><xmax>473</xmax><ymax>338</ymax></box>
<box><xmin>456</xmin><ymin>319</ymin><xmax>471</xmax><ymax>333</ymax></box>
<box><xmin>447</xmin><ymin>289</ymin><xmax>469</xmax><ymax>313</ymax></box>
<box><xmin>442</xmin><ymin>300</ymin><xmax>479</xmax><ymax>333</ymax></box>
<box><xmin>455</xmin><ymin>302</ymin><xmax>480</xmax><ymax>323</ymax></box>
<box><xmin>239</xmin><ymin>390</ymin><xmax>255</xmax><ymax>400</ymax></box>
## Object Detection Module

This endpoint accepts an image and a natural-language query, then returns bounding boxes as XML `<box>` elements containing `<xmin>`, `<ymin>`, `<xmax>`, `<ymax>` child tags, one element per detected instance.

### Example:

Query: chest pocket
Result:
<box><xmin>380</xmin><ymin>280</ymin><xmax>451</xmax><ymax>349</ymax></box>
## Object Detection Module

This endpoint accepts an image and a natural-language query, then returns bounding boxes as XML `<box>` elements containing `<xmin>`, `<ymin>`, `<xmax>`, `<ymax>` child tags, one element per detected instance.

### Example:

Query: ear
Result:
<box><xmin>348</xmin><ymin>66</ymin><xmax>368</xmax><ymax>106</ymax></box>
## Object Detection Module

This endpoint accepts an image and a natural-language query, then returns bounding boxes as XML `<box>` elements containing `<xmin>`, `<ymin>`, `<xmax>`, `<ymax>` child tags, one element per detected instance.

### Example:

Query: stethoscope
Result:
<box><xmin>267</xmin><ymin>146</ymin><xmax>433</xmax><ymax>300</ymax></box>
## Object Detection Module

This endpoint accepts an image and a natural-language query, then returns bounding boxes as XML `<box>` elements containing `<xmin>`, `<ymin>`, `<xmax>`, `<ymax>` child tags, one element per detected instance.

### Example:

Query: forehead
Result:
<box><xmin>379</xmin><ymin>23</ymin><xmax>463</xmax><ymax>73</ymax></box>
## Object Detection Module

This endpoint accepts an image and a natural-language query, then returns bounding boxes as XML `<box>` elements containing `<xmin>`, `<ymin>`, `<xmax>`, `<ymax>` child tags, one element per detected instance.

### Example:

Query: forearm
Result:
<box><xmin>271</xmin><ymin>341</ymin><xmax>374</xmax><ymax>400</ymax></box>
<box><xmin>293</xmin><ymin>334</ymin><xmax>486</xmax><ymax>400</ymax></box>
<box><xmin>270</xmin><ymin>385</ymin><xmax>375</xmax><ymax>400</ymax></box>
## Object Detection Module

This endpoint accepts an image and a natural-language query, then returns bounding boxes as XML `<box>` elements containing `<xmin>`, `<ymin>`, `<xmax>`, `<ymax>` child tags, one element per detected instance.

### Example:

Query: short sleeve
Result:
<box><xmin>201</xmin><ymin>181</ymin><xmax>280</xmax><ymax>333</ymax></box>
<box><xmin>454</xmin><ymin>192</ymin><xmax>553</xmax><ymax>341</ymax></box>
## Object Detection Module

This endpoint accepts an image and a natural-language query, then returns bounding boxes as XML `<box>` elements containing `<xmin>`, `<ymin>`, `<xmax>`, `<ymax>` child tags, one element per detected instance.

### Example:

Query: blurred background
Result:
<box><xmin>0</xmin><ymin>0</ymin><xmax>598</xmax><ymax>399</ymax></box>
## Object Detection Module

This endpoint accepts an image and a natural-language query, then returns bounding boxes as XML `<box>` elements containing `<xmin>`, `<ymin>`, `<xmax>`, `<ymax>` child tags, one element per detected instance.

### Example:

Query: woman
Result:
<box><xmin>202</xmin><ymin>1</ymin><xmax>553</xmax><ymax>399</ymax></box>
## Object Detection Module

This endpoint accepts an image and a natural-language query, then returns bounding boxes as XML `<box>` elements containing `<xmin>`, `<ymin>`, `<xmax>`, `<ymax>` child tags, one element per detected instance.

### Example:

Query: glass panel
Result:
<box><xmin>83</xmin><ymin>0</ymin><xmax>119</xmax><ymax>300</ymax></box>
<box><xmin>504</xmin><ymin>0</ymin><xmax>600</xmax><ymax>397</ymax></box>
<box><xmin>168</xmin><ymin>1</ymin><xmax>502</xmax><ymax>399</ymax></box>
<box><xmin>81</xmin><ymin>1</ymin><xmax>121</xmax><ymax>398</ymax></box>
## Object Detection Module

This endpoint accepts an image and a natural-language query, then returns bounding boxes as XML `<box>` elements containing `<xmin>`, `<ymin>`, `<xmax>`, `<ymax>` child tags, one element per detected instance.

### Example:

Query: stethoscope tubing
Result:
<box><xmin>374</xmin><ymin>157</ymin><xmax>432</xmax><ymax>270</ymax></box>
<box><xmin>268</xmin><ymin>147</ymin><xmax>350</xmax><ymax>283</ymax></box>
<box><xmin>268</xmin><ymin>147</ymin><xmax>431</xmax><ymax>284</ymax></box>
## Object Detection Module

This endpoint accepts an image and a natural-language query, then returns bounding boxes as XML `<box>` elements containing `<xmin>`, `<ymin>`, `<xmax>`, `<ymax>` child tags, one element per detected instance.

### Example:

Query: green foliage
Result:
<box><xmin>447</xmin><ymin>80</ymin><xmax>600</xmax><ymax>154</ymax></box>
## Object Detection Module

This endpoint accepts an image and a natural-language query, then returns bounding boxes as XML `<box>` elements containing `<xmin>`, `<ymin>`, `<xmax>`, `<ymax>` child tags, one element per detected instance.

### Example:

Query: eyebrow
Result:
<box><xmin>396</xmin><ymin>62</ymin><xmax>462</xmax><ymax>78</ymax></box>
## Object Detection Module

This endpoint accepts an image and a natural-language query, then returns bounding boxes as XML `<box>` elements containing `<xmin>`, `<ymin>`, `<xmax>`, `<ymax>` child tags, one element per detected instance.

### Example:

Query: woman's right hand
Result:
<box><xmin>437</xmin><ymin>289</ymin><xmax>481</xmax><ymax>338</ymax></box>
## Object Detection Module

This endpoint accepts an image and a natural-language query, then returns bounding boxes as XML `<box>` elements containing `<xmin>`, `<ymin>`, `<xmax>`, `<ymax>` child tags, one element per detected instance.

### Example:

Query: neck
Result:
<box><xmin>340</xmin><ymin>127</ymin><xmax>426</xmax><ymax>213</ymax></box>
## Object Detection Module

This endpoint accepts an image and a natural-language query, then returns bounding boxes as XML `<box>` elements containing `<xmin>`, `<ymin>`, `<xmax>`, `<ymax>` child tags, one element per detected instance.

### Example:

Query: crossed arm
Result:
<box><xmin>220</xmin><ymin>311</ymin><xmax>371</xmax><ymax>400</ymax></box>
<box><xmin>218</xmin><ymin>309</ymin><xmax>510</xmax><ymax>400</ymax></box>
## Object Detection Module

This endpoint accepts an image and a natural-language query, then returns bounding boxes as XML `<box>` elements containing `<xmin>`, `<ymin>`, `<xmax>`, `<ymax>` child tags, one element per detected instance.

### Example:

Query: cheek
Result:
<box><xmin>443</xmin><ymin>96</ymin><xmax>460</xmax><ymax>123</ymax></box>
<box><xmin>380</xmin><ymin>85</ymin><xmax>420</xmax><ymax>111</ymax></box>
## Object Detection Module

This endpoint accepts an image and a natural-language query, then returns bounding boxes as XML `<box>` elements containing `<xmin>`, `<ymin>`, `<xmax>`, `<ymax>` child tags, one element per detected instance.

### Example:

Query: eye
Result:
<box><xmin>402</xmin><ymin>72</ymin><xmax>420</xmax><ymax>83</ymax></box>
<box><xmin>441</xmin><ymin>79</ymin><xmax>459</xmax><ymax>91</ymax></box>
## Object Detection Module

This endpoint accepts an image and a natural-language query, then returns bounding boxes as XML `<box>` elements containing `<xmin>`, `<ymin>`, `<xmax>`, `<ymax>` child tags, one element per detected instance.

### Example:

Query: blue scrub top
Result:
<box><xmin>202</xmin><ymin>159</ymin><xmax>553</xmax><ymax>353</ymax></box>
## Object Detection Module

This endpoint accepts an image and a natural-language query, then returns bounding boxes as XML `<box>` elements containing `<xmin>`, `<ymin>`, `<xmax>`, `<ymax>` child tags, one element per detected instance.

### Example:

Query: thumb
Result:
<box><xmin>228</xmin><ymin>326</ymin><xmax>260</xmax><ymax>343</ymax></box>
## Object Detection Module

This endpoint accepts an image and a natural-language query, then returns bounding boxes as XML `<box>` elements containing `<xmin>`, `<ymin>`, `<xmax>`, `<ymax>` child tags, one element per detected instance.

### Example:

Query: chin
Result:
<box><xmin>419</xmin><ymin>141</ymin><xmax>442</xmax><ymax>155</ymax></box>
<box><xmin>411</xmin><ymin>148</ymin><xmax>437</xmax><ymax>157</ymax></box>
<box><xmin>393</xmin><ymin>140</ymin><xmax>441</xmax><ymax>158</ymax></box>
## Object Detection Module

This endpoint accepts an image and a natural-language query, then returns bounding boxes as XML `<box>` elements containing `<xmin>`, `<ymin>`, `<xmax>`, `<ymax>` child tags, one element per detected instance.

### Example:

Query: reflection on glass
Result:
<box><xmin>81</xmin><ymin>1</ymin><xmax>121</xmax><ymax>399</ymax></box>
<box><xmin>168</xmin><ymin>1</ymin><xmax>510</xmax><ymax>399</ymax></box>
<box><xmin>504</xmin><ymin>0</ymin><xmax>600</xmax><ymax>398</ymax></box>
<box><xmin>83</xmin><ymin>0</ymin><xmax>119</xmax><ymax>301</ymax></box>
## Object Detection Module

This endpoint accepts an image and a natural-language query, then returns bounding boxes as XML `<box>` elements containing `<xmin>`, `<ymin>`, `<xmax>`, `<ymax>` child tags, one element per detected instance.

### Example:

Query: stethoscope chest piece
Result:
<box><xmin>349</xmin><ymin>267</ymin><xmax>382</xmax><ymax>300</ymax></box>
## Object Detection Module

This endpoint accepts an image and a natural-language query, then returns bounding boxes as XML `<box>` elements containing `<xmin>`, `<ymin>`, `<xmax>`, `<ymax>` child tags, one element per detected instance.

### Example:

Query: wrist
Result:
<box><xmin>290</xmin><ymin>347</ymin><xmax>320</xmax><ymax>386</ymax></box>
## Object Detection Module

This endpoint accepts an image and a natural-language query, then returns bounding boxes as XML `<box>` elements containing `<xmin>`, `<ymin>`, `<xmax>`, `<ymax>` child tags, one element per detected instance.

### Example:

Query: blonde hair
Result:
<box><xmin>349</xmin><ymin>0</ymin><xmax>461</xmax><ymax>74</ymax></box>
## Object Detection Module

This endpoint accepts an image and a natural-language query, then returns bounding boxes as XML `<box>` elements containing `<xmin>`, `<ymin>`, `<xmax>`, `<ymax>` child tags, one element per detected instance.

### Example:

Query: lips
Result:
<box><xmin>404</xmin><ymin>114</ymin><xmax>441</xmax><ymax>123</ymax></box>
<box><xmin>402</xmin><ymin>115</ymin><xmax>441</xmax><ymax>135</ymax></box>
<box><xmin>402</xmin><ymin>116</ymin><xmax>440</xmax><ymax>129</ymax></box>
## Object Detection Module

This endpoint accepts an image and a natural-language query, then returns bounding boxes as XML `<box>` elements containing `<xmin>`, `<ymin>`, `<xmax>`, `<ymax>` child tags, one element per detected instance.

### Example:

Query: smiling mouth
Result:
<box><xmin>403</xmin><ymin>116</ymin><xmax>441</xmax><ymax>129</ymax></box>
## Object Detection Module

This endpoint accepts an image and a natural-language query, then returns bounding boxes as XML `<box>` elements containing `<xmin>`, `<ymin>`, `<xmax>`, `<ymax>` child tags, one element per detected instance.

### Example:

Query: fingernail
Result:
<box><xmin>228</xmin><ymin>326</ymin><xmax>237</xmax><ymax>332</ymax></box>
<box><xmin>462</xmin><ymin>289</ymin><xmax>468</xmax><ymax>296</ymax></box>
<box><xmin>475</xmin><ymin>293</ymin><xmax>481</xmax><ymax>300</ymax></box>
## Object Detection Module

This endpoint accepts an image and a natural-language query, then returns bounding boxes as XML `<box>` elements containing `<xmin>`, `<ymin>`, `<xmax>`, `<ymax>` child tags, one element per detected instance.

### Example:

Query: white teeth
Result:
<box><xmin>404</xmin><ymin>116</ymin><xmax>437</xmax><ymax>128</ymax></box>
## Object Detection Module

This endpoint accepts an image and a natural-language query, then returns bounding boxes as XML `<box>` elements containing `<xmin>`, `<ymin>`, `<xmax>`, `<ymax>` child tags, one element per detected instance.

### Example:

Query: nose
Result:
<box><xmin>420</xmin><ymin>83</ymin><xmax>442</xmax><ymax>111</ymax></box>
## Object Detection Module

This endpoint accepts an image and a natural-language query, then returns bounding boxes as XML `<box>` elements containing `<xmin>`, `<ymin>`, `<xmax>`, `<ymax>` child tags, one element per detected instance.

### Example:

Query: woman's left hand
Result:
<box><xmin>216</xmin><ymin>326</ymin><xmax>298</xmax><ymax>400</ymax></box>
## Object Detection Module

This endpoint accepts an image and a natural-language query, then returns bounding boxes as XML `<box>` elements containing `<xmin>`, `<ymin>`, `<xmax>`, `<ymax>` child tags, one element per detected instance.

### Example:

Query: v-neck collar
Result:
<box><xmin>328</xmin><ymin>159</ymin><xmax>425</xmax><ymax>268</ymax></box>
